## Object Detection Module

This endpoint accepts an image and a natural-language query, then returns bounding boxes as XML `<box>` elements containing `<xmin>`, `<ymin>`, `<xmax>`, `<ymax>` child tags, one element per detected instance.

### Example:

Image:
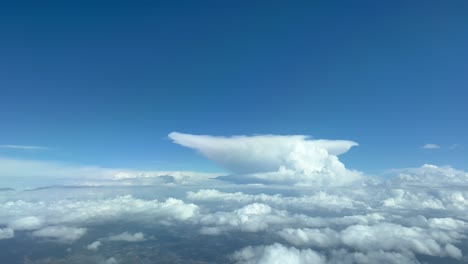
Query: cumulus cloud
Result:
<box><xmin>87</xmin><ymin>240</ymin><xmax>102</xmax><ymax>251</ymax></box>
<box><xmin>421</xmin><ymin>143</ymin><xmax>440</xmax><ymax>149</ymax></box>
<box><xmin>187</xmin><ymin>189</ymin><xmax>362</xmax><ymax>212</ymax></box>
<box><xmin>8</xmin><ymin>216</ymin><xmax>43</xmax><ymax>230</ymax></box>
<box><xmin>278</xmin><ymin>223</ymin><xmax>464</xmax><ymax>259</ymax></box>
<box><xmin>390</xmin><ymin>164</ymin><xmax>468</xmax><ymax>187</ymax></box>
<box><xmin>0</xmin><ymin>195</ymin><xmax>199</xmax><ymax>234</ymax></box>
<box><xmin>169</xmin><ymin>132</ymin><xmax>361</xmax><ymax>186</ymax></box>
<box><xmin>232</xmin><ymin>243</ymin><xmax>326</xmax><ymax>264</ymax></box>
<box><xmin>108</xmin><ymin>232</ymin><xmax>145</xmax><ymax>242</ymax></box>
<box><xmin>32</xmin><ymin>226</ymin><xmax>87</xmax><ymax>243</ymax></box>
<box><xmin>199</xmin><ymin>203</ymin><xmax>290</xmax><ymax>234</ymax></box>
<box><xmin>103</xmin><ymin>257</ymin><xmax>118</xmax><ymax>264</ymax></box>
<box><xmin>0</xmin><ymin>227</ymin><xmax>14</xmax><ymax>240</ymax></box>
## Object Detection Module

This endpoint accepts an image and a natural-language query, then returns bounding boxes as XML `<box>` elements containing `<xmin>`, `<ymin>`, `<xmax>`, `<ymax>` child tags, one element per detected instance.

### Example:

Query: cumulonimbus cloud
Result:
<box><xmin>169</xmin><ymin>132</ymin><xmax>361</xmax><ymax>186</ymax></box>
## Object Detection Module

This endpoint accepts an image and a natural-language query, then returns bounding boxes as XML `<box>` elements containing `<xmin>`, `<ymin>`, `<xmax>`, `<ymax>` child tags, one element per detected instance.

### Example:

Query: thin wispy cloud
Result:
<box><xmin>421</xmin><ymin>143</ymin><xmax>440</xmax><ymax>149</ymax></box>
<box><xmin>449</xmin><ymin>144</ymin><xmax>460</xmax><ymax>150</ymax></box>
<box><xmin>0</xmin><ymin>157</ymin><xmax>223</xmax><ymax>189</ymax></box>
<box><xmin>0</xmin><ymin>145</ymin><xmax>48</xmax><ymax>150</ymax></box>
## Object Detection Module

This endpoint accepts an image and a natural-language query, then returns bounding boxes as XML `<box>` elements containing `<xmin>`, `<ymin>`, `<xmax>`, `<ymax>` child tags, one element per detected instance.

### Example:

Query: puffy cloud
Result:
<box><xmin>188</xmin><ymin>189</ymin><xmax>362</xmax><ymax>212</ymax></box>
<box><xmin>32</xmin><ymin>226</ymin><xmax>87</xmax><ymax>243</ymax></box>
<box><xmin>199</xmin><ymin>203</ymin><xmax>291</xmax><ymax>233</ymax></box>
<box><xmin>340</xmin><ymin>223</ymin><xmax>463</xmax><ymax>259</ymax></box>
<box><xmin>232</xmin><ymin>243</ymin><xmax>326</xmax><ymax>264</ymax></box>
<box><xmin>421</xmin><ymin>144</ymin><xmax>440</xmax><ymax>149</ymax></box>
<box><xmin>169</xmin><ymin>132</ymin><xmax>361</xmax><ymax>186</ymax></box>
<box><xmin>233</xmin><ymin>244</ymin><xmax>428</xmax><ymax>264</ymax></box>
<box><xmin>278</xmin><ymin>228</ymin><xmax>341</xmax><ymax>248</ymax></box>
<box><xmin>0</xmin><ymin>227</ymin><xmax>14</xmax><ymax>240</ymax></box>
<box><xmin>87</xmin><ymin>240</ymin><xmax>102</xmax><ymax>251</ymax></box>
<box><xmin>328</xmin><ymin>249</ymin><xmax>420</xmax><ymax>264</ymax></box>
<box><xmin>391</xmin><ymin>164</ymin><xmax>468</xmax><ymax>187</ymax></box>
<box><xmin>103</xmin><ymin>257</ymin><xmax>118</xmax><ymax>264</ymax></box>
<box><xmin>0</xmin><ymin>195</ymin><xmax>199</xmax><ymax>233</ymax></box>
<box><xmin>8</xmin><ymin>216</ymin><xmax>43</xmax><ymax>230</ymax></box>
<box><xmin>108</xmin><ymin>232</ymin><xmax>145</xmax><ymax>242</ymax></box>
<box><xmin>279</xmin><ymin>223</ymin><xmax>464</xmax><ymax>260</ymax></box>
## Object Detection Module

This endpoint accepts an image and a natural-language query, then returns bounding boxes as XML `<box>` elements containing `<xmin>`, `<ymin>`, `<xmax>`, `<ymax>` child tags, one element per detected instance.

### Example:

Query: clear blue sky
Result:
<box><xmin>1</xmin><ymin>0</ymin><xmax>467</xmax><ymax>173</ymax></box>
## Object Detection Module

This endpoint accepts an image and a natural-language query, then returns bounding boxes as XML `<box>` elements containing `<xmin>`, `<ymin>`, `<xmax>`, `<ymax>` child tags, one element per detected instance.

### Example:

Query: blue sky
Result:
<box><xmin>1</xmin><ymin>0</ymin><xmax>467</xmax><ymax>174</ymax></box>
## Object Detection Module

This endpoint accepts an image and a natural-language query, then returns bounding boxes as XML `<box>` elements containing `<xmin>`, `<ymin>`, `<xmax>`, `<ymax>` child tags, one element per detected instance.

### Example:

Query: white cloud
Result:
<box><xmin>32</xmin><ymin>226</ymin><xmax>87</xmax><ymax>243</ymax></box>
<box><xmin>108</xmin><ymin>232</ymin><xmax>145</xmax><ymax>242</ymax></box>
<box><xmin>328</xmin><ymin>249</ymin><xmax>420</xmax><ymax>264</ymax></box>
<box><xmin>169</xmin><ymin>132</ymin><xmax>361</xmax><ymax>186</ymax></box>
<box><xmin>8</xmin><ymin>216</ymin><xmax>43</xmax><ymax>230</ymax></box>
<box><xmin>87</xmin><ymin>240</ymin><xmax>102</xmax><ymax>251</ymax></box>
<box><xmin>0</xmin><ymin>227</ymin><xmax>14</xmax><ymax>240</ymax></box>
<box><xmin>0</xmin><ymin>161</ymin><xmax>467</xmax><ymax>263</ymax></box>
<box><xmin>0</xmin><ymin>145</ymin><xmax>48</xmax><ymax>150</ymax></box>
<box><xmin>278</xmin><ymin>223</ymin><xmax>464</xmax><ymax>259</ymax></box>
<box><xmin>0</xmin><ymin>157</ymin><xmax>222</xmax><ymax>188</ymax></box>
<box><xmin>421</xmin><ymin>143</ymin><xmax>440</xmax><ymax>149</ymax></box>
<box><xmin>199</xmin><ymin>203</ymin><xmax>291</xmax><ymax>233</ymax></box>
<box><xmin>103</xmin><ymin>257</ymin><xmax>118</xmax><ymax>264</ymax></box>
<box><xmin>278</xmin><ymin>227</ymin><xmax>341</xmax><ymax>248</ymax></box>
<box><xmin>340</xmin><ymin>223</ymin><xmax>462</xmax><ymax>259</ymax></box>
<box><xmin>232</xmin><ymin>243</ymin><xmax>326</xmax><ymax>264</ymax></box>
<box><xmin>390</xmin><ymin>164</ymin><xmax>468</xmax><ymax>186</ymax></box>
<box><xmin>0</xmin><ymin>195</ymin><xmax>199</xmax><ymax>233</ymax></box>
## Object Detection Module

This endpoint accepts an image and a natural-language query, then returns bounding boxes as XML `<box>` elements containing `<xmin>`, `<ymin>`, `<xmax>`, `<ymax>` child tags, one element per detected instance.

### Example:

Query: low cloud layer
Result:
<box><xmin>0</xmin><ymin>133</ymin><xmax>467</xmax><ymax>263</ymax></box>
<box><xmin>0</xmin><ymin>165</ymin><xmax>467</xmax><ymax>263</ymax></box>
<box><xmin>0</xmin><ymin>157</ymin><xmax>221</xmax><ymax>189</ymax></box>
<box><xmin>169</xmin><ymin>132</ymin><xmax>361</xmax><ymax>186</ymax></box>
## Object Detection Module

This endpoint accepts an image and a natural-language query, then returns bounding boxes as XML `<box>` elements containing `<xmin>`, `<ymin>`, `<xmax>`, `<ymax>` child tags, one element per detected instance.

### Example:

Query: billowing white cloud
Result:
<box><xmin>0</xmin><ymin>227</ymin><xmax>14</xmax><ymax>240</ymax></box>
<box><xmin>32</xmin><ymin>226</ymin><xmax>87</xmax><ymax>243</ymax></box>
<box><xmin>108</xmin><ymin>232</ymin><xmax>145</xmax><ymax>242</ymax></box>
<box><xmin>169</xmin><ymin>132</ymin><xmax>361</xmax><ymax>186</ymax></box>
<box><xmin>232</xmin><ymin>243</ymin><xmax>425</xmax><ymax>264</ymax></box>
<box><xmin>278</xmin><ymin>227</ymin><xmax>341</xmax><ymax>248</ymax></box>
<box><xmin>232</xmin><ymin>243</ymin><xmax>326</xmax><ymax>264</ymax></box>
<box><xmin>199</xmin><ymin>203</ymin><xmax>291</xmax><ymax>233</ymax></box>
<box><xmin>87</xmin><ymin>240</ymin><xmax>102</xmax><ymax>251</ymax></box>
<box><xmin>391</xmin><ymin>164</ymin><xmax>468</xmax><ymax>187</ymax></box>
<box><xmin>188</xmin><ymin>189</ymin><xmax>362</xmax><ymax>212</ymax></box>
<box><xmin>279</xmin><ymin>223</ymin><xmax>464</xmax><ymax>259</ymax></box>
<box><xmin>103</xmin><ymin>257</ymin><xmax>118</xmax><ymax>264</ymax></box>
<box><xmin>8</xmin><ymin>216</ymin><xmax>43</xmax><ymax>230</ymax></box>
<box><xmin>0</xmin><ymin>195</ymin><xmax>199</xmax><ymax>232</ymax></box>
<box><xmin>421</xmin><ymin>144</ymin><xmax>440</xmax><ymax>149</ymax></box>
